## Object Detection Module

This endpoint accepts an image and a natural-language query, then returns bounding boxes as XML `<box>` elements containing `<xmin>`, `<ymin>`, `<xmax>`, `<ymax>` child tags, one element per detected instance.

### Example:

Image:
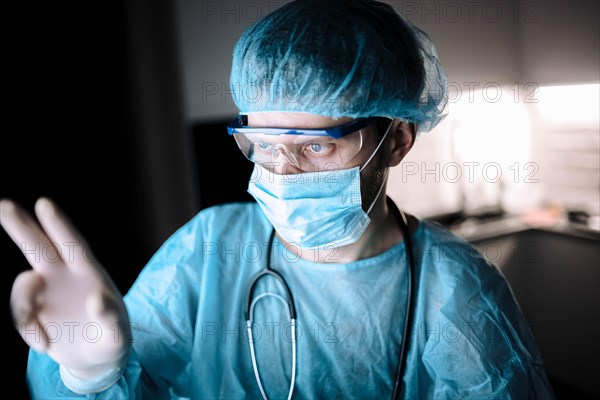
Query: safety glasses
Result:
<box><xmin>227</xmin><ymin>115</ymin><xmax>379</xmax><ymax>170</ymax></box>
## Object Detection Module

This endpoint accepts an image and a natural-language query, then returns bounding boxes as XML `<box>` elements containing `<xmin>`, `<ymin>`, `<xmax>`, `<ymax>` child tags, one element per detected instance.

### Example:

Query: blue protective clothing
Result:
<box><xmin>27</xmin><ymin>202</ymin><xmax>554</xmax><ymax>399</ymax></box>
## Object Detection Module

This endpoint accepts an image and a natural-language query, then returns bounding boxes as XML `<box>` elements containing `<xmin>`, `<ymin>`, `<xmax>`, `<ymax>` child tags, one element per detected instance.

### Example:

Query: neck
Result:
<box><xmin>277</xmin><ymin>194</ymin><xmax>405</xmax><ymax>263</ymax></box>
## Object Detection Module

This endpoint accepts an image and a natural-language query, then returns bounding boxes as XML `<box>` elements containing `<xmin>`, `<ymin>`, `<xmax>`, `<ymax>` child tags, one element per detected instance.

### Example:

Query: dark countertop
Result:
<box><xmin>447</xmin><ymin>215</ymin><xmax>600</xmax><ymax>243</ymax></box>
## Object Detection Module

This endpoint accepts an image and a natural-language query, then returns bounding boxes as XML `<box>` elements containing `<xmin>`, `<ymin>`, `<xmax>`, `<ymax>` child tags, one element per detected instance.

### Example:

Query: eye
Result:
<box><xmin>310</xmin><ymin>143</ymin><xmax>323</xmax><ymax>153</ymax></box>
<box><xmin>305</xmin><ymin>142</ymin><xmax>334</xmax><ymax>155</ymax></box>
<box><xmin>256</xmin><ymin>142</ymin><xmax>272</xmax><ymax>151</ymax></box>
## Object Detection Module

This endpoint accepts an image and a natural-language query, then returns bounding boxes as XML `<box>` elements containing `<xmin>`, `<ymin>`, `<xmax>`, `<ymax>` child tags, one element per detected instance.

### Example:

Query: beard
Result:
<box><xmin>359</xmin><ymin>146</ymin><xmax>389</xmax><ymax>214</ymax></box>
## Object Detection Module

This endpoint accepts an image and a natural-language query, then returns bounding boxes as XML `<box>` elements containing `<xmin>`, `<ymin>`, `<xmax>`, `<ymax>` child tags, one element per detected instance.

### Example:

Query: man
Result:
<box><xmin>2</xmin><ymin>0</ymin><xmax>554</xmax><ymax>398</ymax></box>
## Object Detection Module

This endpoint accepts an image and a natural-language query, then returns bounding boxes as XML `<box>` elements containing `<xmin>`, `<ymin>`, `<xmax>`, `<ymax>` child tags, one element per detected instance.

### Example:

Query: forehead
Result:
<box><xmin>247</xmin><ymin>112</ymin><xmax>353</xmax><ymax>129</ymax></box>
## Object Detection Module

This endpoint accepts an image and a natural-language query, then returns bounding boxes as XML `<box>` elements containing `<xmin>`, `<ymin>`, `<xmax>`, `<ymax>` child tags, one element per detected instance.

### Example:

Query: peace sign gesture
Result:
<box><xmin>1</xmin><ymin>198</ymin><xmax>130</xmax><ymax>385</ymax></box>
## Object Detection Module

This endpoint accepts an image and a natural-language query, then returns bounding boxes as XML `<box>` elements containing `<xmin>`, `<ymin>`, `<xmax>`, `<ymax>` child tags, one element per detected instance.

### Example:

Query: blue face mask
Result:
<box><xmin>247</xmin><ymin>120</ymin><xmax>393</xmax><ymax>249</ymax></box>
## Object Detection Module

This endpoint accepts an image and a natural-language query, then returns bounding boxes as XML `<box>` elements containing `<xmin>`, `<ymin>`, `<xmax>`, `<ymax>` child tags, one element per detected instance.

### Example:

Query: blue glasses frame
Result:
<box><xmin>227</xmin><ymin>115</ymin><xmax>379</xmax><ymax>139</ymax></box>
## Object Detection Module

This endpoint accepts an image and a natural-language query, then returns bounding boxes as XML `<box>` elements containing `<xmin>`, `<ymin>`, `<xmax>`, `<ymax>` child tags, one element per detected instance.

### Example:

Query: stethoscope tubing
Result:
<box><xmin>245</xmin><ymin>197</ymin><xmax>415</xmax><ymax>400</ymax></box>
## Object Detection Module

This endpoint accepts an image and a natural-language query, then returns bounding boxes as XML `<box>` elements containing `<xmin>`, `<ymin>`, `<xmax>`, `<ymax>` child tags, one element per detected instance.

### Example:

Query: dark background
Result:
<box><xmin>3</xmin><ymin>3</ymin><xmax>141</xmax><ymax>398</ymax></box>
<box><xmin>2</xmin><ymin>1</ymin><xmax>251</xmax><ymax>398</ymax></box>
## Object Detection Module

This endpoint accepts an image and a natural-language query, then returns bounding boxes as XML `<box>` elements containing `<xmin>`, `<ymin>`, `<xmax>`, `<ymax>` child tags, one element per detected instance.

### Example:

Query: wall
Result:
<box><xmin>176</xmin><ymin>0</ymin><xmax>287</xmax><ymax>122</ymax></box>
<box><xmin>529</xmin><ymin>84</ymin><xmax>600</xmax><ymax>217</ymax></box>
<box><xmin>517</xmin><ymin>0</ymin><xmax>600</xmax><ymax>85</ymax></box>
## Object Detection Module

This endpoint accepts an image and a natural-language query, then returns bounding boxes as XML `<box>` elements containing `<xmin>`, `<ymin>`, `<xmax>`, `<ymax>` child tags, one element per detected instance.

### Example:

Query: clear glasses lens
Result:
<box><xmin>234</xmin><ymin>130</ymin><xmax>363</xmax><ymax>170</ymax></box>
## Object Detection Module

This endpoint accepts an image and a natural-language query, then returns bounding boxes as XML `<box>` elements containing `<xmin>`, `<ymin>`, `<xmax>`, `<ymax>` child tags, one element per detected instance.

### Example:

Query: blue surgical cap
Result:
<box><xmin>230</xmin><ymin>0</ymin><xmax>448</xmax><ymax>133</ymax></box>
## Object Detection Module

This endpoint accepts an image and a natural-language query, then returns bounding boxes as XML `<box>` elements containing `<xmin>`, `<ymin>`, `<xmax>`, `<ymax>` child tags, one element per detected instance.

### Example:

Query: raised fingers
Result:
<box><xmin>1</xmin><ymin>199</ymin><xmax>61</xmax><ymax>274</ymax></box>
<box><xmin>34</xmin><ymin>197</ymin><xmax>96</xmax><ymax>271</ymax></box>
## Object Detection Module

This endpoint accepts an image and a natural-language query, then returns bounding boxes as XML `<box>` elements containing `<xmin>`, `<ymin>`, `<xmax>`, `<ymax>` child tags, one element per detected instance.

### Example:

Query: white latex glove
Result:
<box><xmin>1</xmin><ymin>197</ymin><xmax>130</xmax><ymax>392</ymax></box>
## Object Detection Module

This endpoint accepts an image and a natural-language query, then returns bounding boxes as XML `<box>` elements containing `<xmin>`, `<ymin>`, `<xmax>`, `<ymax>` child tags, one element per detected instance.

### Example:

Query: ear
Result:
<box><xmin>386</xmin><ymin>120</ymin><xmax>417</xmax><ymax>167</ymax></box>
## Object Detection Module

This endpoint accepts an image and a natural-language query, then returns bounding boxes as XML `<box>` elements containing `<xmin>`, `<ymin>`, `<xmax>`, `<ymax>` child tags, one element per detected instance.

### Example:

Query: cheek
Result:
<box><xmin>359</xmin><ymin>157</ymin><xmax>386</xmax><ymax>204</ymax></box>
<box><xmin>351</xmin><ymin>139</ymin><xmax>383</xmax><ymax>169</ymax></box>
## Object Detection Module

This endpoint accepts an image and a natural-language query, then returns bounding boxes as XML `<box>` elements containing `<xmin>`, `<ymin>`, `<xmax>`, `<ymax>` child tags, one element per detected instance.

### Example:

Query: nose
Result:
<box><xmin>270</xmin><ymin>145</ymin><xmax>303</xmax><ymax>175</ymax></box>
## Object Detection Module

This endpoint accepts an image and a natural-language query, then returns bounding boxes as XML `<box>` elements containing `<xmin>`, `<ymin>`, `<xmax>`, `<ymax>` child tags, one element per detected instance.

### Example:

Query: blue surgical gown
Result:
<box><xmin>27</xmin><ymin>202</ymin><xmax>555</xmax><ymax>399</ymax></box>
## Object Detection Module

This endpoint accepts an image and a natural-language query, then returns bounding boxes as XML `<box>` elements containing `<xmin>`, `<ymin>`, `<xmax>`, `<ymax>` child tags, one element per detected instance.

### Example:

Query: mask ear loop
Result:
<box><xmin>360</xmin><ymin>118</ymin><xmax>394</xmax><ymax>173</ymax></box>
<box><xmin>359</xmin><ymin>118</ymin><xmax>395</xmax><ymax>215</ymax></box>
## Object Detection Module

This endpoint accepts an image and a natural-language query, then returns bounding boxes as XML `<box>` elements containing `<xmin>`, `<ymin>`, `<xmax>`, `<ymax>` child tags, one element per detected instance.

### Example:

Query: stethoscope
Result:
<box><xmin>244</xmin><ymin>197</ymin><xmax>416</xmax><ymax>400</ymax></box>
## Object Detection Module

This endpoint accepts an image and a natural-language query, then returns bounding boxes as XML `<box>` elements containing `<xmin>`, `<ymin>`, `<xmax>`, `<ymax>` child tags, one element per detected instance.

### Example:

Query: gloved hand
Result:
<box><xmin>1</xmin><ymin>197</ymin><xmax>130</xmax><ymax>392</ymax></box>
